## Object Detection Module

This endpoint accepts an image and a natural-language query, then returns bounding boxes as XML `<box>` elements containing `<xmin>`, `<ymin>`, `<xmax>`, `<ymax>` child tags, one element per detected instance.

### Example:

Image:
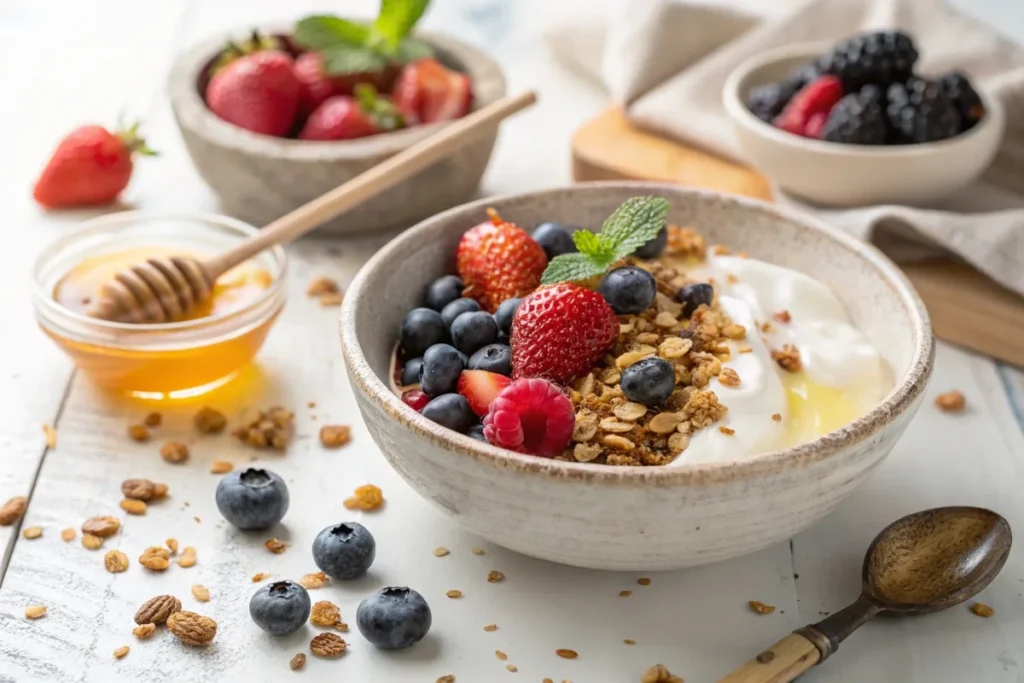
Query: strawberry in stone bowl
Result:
<box><xmin>168</xmin><ymin>0</ymin><xmax>505</xmax><ymax>234</ymax></box>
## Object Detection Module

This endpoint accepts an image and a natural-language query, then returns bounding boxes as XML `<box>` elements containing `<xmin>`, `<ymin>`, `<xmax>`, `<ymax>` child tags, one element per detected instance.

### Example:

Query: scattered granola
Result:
<box><xmin>231</xmin><ymin>406</ymin><xmax>294</xmax><ymax>449</ymax></box>
<box><xmin>555</xmin><ymin>649</ymin><xmax>578</xmax><ymax>660</ymax></box>
<box><xmin>194</xmin><ymin>406</ymin><xmax>227</xmax><ymax>434</ymax></box>
<box><xmin>619</xmin><ymin>591</ymin><xmax>632</xmax><ymax>597</ymax></box>
<box><xmin>113</xmin><ymin>646</ymin><xmax>129</xmax><ymax>659</ymax></box>
<box><xmin>495</xmin><ymin>650</ymin><xmax>508</xmax><ymax>661</ymax></box>
<box><xmin>160</xmin><ymin>441</ymin><xmax>189</xmax><ymax>464</ymax></box>
<box><xmin>132</xmin><ymin>623</ymin><xmax>156</xmax><ymax>639</ymax></box>
<box><xmin>433</xmin><ymin>547</ymin><xmax>450</xmax><ymax>557</ymax></box>
<box><xmin>127</xmin><ymin>424</ymin><xmax>150</xmax><ymax>442</ymax></box>
<box><xmin>310</xmin><ymin>632</ymin><xmax>347</xmax><ymax>658</ymax></box>
<box><xmin>178</xmin><ymin>546</ymin><xmax>197</xmax><ymax>568</ymax></box>
<box><xmin>139</xmin><ymin>546</ymin><xmax>171</xmax><ymax>571</ymax></box>
<box><xmin>120</xmin><ymin>498</ymin><xmax>147</xmax><ymax>515</ymax></box>
<box><xmin>0</xmin><ymin>496</ymin><xmax>27</xmax><ymax>526</ymax></box>
<box><xmin>935</xmin><ymin>390</ymin><xmax>966</xmax><ymax>413</ymax></box>
<box><xmin>446</xmin><ymin>590</ymin><xmax>463</xmax><ymax>599</ymax></box>
<box><xmin>153</xmin><ymin>482</ymin><xmax>169</xmax><ymax>499</ymax></box>
<box><xmin>252</xmin><ymin>572</ymin><xmax>271</xmax><ymax>583</ymax></box>
<box><xmin>624</xmin><ymin>639</ymin><xmax>636</xmax><ymax>645</ymax></box>
<box><xmin>24</xmin><ymin>605</ymin><xmax>46</xmax><ymax>619</ymax></box>
<box><xmin>771</xmin><ymin>344</ymin><xmax>802</xmax><ymax>373</ymax></box>
<box><xmin>43</xmin><ymin>424</ymin><xmax>57</xmax><ymax>448</ymax></box>
<box><xmin>774</xmin><ymin>310</ymin><xmax>792</xmax><ymax>324</ymax></box>
<box><xmin>166</xmin><ymin>538</ymin><xmax>179</xmax><ymax>554</ymax></box>
<box><xmin>719</xmin><ymin>426</ymin><xmax>735</xmax><ymax>436</ymax></box>
<box><xmin>319</xmin><ymin>424</ymin><xmax>352</xmax><ymax>448</ymax></box>
<box><xmin>192</xmin><ymin>585</ymin><xmax>211</xmax><ymax>602</ymax></box>
<box><xmin>134</xmin><ymin>595</ymin><xmax>181</xmax><ymax>625</ymax></box>
<box><xmin>300</xmin><ymin>571</ymin><xmax>330</xmax><ymax>589</ymax></box>
<box><xmin>22</xmin><ymin>526</ymin><xmax>42</xmax><ymax>540</ymax></box>
<box><xmin>307</xmin><ymin>276</ymin><xmax>340</xmax><ymax>298</ymax></box>
<box><xmin>344</xmin><ymin>484</ymin><xmax>384</xmax><ymax>511</ymax></box>
<box><xmin>82</xmin><ymin>516</ymin><xmax>120</xmax><ymax>538</ymax></box>
<box><xmin>104</xmin><ymin>550</ymin><xmax>129</xmax><ymax>573</ymax></box>
<box><xmin>437</xmin><ymin>676</ymin><xmax>455</xmax><ymax>683</ymax></box>
<box><xmin>665</xmin><ymin>225</ymin><xmax>705</xmax><ymax>258</ymax></box>
<box><xmin>637</xmin><ymin>578</ymin><xmax>652</xmax><ymax>586</ymax></box>
<box><xmin>641</xmin><ymin>664</ymin><xmax>683</xmax><ymax>683</ymax></box>
<box><xmin>210</xmin><ymin>460</ymin><xmax>233</xmax><ymax>474</ymax></box>
<box><xmin>121</xmin><ymin>478</ymin><xmax>156</xmax><ymax>501</ymax></box>
<box><xmin>749</xmin><ymin>600</ymin><xmax>775</xmax><ymax>615</ymax></box>
<box><xmin>483</xmin><ymin>624</ymin><xmax>498</xmax><ymax>632</ymax></box>
<box><xmin>718</xmin><ymin>367</ymin><xmax>741</xmax><ymax>387</ymax></box>
<box><xmin>290</xmin><ymin>653</ymin><xmax>306</xmax><ymax>671</ymax></box>
<box><xmin>265</xmin><ymin>538</ymin><xmax>287</xmax><ymax>554</ymax></box>
<box><xmin>311</xmin><ymin>600</ymin><xmax>342</xmax><ymax>627</ymax></box>
<box><xmin>771</xmin><ymin>413</ymin><xmax>782</xmax><ymax>422</ymax></box>
<box><xmin>143</xmin><ymin>412</ymin><xmax>162</xmax><ymax>427</ymax></box>
<box><xmin>319</xmin><ymin>292</ymin><xmax>344</xmax><ymax>307</ymax></box>
<box><xmin>167</xmin><ymin>611</ymin><xmax>217</xmax><ymax>646</ymax></box>
<box><xmin>60</xmin><ymin>527</ymin><xmax>76</xmax><ymax>542</ymax></box>
<box><xmin>506</xmin><ymin>664</ymin><xmax>519</xmax><ymax>672</ymax></box>
<box><xmin>970</xmin><ymin>602</ymin><xmax>994</xmax><ymax>618</ymax></box>
<box><xmin>487</xmin><ymin>570</ymin><xmax>505</xmax><ymax>583</ymax></box>
<box><xmin>472</xmin><ymin>547</ymin><xmax>485</xmax><ymax>555</ymax></box>
<box><xmin>81</xmin><ymin>533</ymin><xmax>104</xmax><ymax>550</ymax></box>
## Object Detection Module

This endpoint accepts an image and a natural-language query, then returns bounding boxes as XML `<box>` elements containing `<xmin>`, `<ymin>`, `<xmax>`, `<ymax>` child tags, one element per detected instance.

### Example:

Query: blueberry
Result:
<box><xmin>421</xmin><ymin>394</ymin><xmax>476</xmax><ymax>433</ymax></box>
<box><xmin>677</xmin><ymin>283</ymin><xmax>714</xmax><ymax>316</ymax></box>
<box><xmin>468</xmin><ymin>343</ymin><xmax>512</xmax><ymax>376</ymax></box>
<box><xmin>633</xmin><ymin>226</ymin><xmax>668</xmax><ymax>259</ymax></box>
<box><xmin>357</xmin><ymin>587</ymin><xmax>432</xmax><ymax>650</ymax></box>
<box><xmin>312</xmin><ymin>522</ymin><xmax>376</xmax><ymax>580</ymax></box>
<box><xmin>249</xmin><ymin>580</ymin><xmax>311</xmax><ymax>636</ymax></box>
<box><xmin>599</xmin><ymin>266</ymin><xmax>657</xmax><ymax>315</ymax></box>
<box><xmin>620</xmin><ymin>357</ymin><xmax>676</xmax><ymax>406</ymax></box>
<box><xmin>450</xmin><ymin>311</ymin><xmax>499</xmax><ymax>355</ymax></box>
<box><xmin>419</xmin><ymin>344</ymin><xmax>464</xmax><ymax>397</ymax></box>
<box><xmin>440</xmin><ymin>297</ymin><xmax>481</xmax><ymax>328</ymax></box>
<box><xmin>532</xmin><ymin>222</ymin><xmax>578</xmax><ymax>259</ymax></box>
<box><xmin>468</xmin><ymin>423</ymin><xmax>488</xmax><ymax>442</ymax></box>
<box><xmin>494</xmin><ymin>298</ymin><xmax>521</xmax><ymax>336</ymax></box>
<box><xmin>401</xmin><ymin>357</ymin><xmax>423</xmax><ymax>386</ymax></box>
<box><xmin>424</xmin><ymin>275</ymin><xmax>464</xmax><ymax>311</ymax></box>
<box><xmin>400</xmin><ymin>308</ymin><xmax>449</xmax><ymax>358</ymax></box>
<box><xmin>215</xmin><ymin>468</ymin><xmax>289</xmax><ymax>530</ymax></box>
<box><xmin>458</xmin><ymin>351</ymin><xmax>470</xmax><ymax>367</ymax></box>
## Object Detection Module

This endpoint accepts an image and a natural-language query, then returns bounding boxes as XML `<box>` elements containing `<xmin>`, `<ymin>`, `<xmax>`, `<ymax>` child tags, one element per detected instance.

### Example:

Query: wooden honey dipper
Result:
<box><xmin>88</xmin><ymin>91</ymin><xmax>538</xmax><ymax>324</ymax></box>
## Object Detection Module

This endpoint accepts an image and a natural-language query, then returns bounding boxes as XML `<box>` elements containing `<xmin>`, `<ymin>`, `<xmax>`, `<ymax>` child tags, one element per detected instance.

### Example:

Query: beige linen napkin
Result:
<box><xmin>547</xmin><ymin>0</ymin><xmax>1024</xmax><ymax>295</ymax></box>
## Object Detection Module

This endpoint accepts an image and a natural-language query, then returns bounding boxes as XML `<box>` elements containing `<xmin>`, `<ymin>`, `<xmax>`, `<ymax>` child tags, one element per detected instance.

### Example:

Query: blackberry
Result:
<box><xmin>817</xmin><ymin>31</ymin><xmax>918</xmax><ymax>90</ymax></box>
<box><xmin>746</xmin><ymin>64</ymin><xmax>819</xmax><ymax>122</ymax></box>
<box><xmin>937</xmin><ymin>71</ymin><xmax>985</xmax><ymax>132</ymax></box>
<box><xmin>822</xmin><ymin>86</ymin><xmax>888</xmax><ymax>145</ymax></box>
<box><xmin>887</xmin><ymin>78</ymin><xmax>961</xmax><ymax>144</ymax></box>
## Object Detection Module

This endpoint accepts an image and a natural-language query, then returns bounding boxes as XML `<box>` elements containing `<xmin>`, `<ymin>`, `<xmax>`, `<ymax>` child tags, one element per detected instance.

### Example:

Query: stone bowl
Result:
<box><xmin>168</xmin><ymin>27</ymin><xmax>506</xmax><ymax>235</ymax></box>
<box><xmin>339</xmin><ymin>182</ymin><xmax>934</xmax><ymax>571</ymax></box>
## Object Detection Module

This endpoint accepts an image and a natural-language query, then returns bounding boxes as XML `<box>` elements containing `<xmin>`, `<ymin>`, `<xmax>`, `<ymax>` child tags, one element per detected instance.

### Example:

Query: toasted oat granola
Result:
<box><xmin>641</xmin><ymin>664</ymin><xmax>683</xmax><ymax>683</ymax></box>
<box><xmin>194</xmin><ymin>406</ymin><xmax>227</xmax><ymax>434</ymax></box>
<box><xmin>310</xmin><ymin>600</ymin><xmax>342</xmax><ymax>627</ymax></box>
<box><xmin>319</xmin><ymin>424</ymin><xmax>352</xmax><ymax>448</ymax></box>
<box><xmin>231</xmin><ymin>406</ymin><xmax>294</xmax><ymax>450</ymax></box>
<box><xmin>936</xmin><ymin>390</ymin><xmax>966</xmax><ymax>413</ymax></box>
<box><xmin>344</xmin><ymin>484</ymin><xmax>384</xmax><ymax>511</ymax></box>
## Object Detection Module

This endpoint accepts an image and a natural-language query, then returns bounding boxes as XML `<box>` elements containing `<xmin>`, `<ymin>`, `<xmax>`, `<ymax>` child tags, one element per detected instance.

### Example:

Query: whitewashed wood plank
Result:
<box><xmin>791</xmin><ymin>344</ymin><xmax>1024</xmax><ymax>682</ymax></box>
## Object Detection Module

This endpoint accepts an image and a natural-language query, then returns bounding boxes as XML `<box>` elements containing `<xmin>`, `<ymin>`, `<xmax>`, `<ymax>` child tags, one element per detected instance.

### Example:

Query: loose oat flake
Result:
<box><xmin>970</xmin><ymin>602</ymin><xmax>994</xmax><ymax>618</ymax></box>
<box><xmin>160</xmin><ymin>441</ymin><xmax>190</xmax><ymax>464</ymax></box>
<box><xmin>265</xmin><ymin>538</ymin><xmax>287</xmax><ymax>554</ymax></box>
<box><xmin>139</xmin><ymin>546</ymin><xmax>171</xmax><ymax>571</ymax></box>
<box><xmin>311</xmin><ymin>600</ymin><xmax>342</xmax><ymax>627</ymax></box>
<box><xmin>22</xmin><ymin>526</ymin><xmax>42</xmax><ymax>540</ymax></box>
<box><xmin>749</xmin><ymin>600</ymin><xmax>775</xmax><ymax>615</ymax></box>
<box><xmin>483</xmin><ymin>624</ymin><xmax>498</xmax><ymax>632</ymax></box>
<box><xmin>0</xmin><ymin>496</ymin><xmax>27</xmax><ymax>526</ymax></box>
<box><xmin>104</xmin><ymin>550</ymin><xmax>130</xmax><ymax>573</ymax></box>
<box><xmin>60</xmin><ymin>527</ymin><xmax>76</xmax><ymax>542</ymax></box>
<box><xmin>641</xmin><ymin>664</ymin><xmax>684</xmax><ymax>683</ymax></box>
<box><xmin>132</xmin><ymin>623</ymin><xmax>156</xmax><ymax>639</ymax></box>
<box><xmin>178</xmin><ymin>546</ymin><xmax>198</xmax><ymax>568</ymax></box>
<box><xmin>433</xmin><ymin>547</ymin><xmax>450</xmax><ymax>557</ymax></box>
<box><xmin>252</xmin><ymin>572</ymin><xmax>271</xmax><ymax>583</ymax></box>
<box><xmin>166</xmin><ymin>538</ymin><xmax>179</xmax><ymax>554</ymax></box>
<box><xmin>556</xmin><ymin>649</ymin><xmax>578</xmax><ymax>660</ymax></box>
<box><xmin>624</xmin><ymin>639</ymin><xmax>636</xmax><ymax>645</ymax></box>
<box><xmin>495</xmin><ymin>650</ymin><xmax>508</xmax><ymax>661</ymax></box>
<box><xmin>290</xmin><ymin>653</ymin><xmax>306</xmax><ymax>671</ymax></box>
<box><xmin>319</xmin><ymin>424</ymin><xmax>352</xmax><ymax>448</ymax></box>
<box><xmin>42</xmin><ymin>424</ymin><xmax>57</xmax><ymax>448</ymax></box>
<box><xmin>437</xmin><ymin>676</ymin><xmax>455</xmax><ymax>683</ymax></box>
<box><xmin>936</xmin><ymin>390</ymin><xmax>966</xmax><ymax>413</ymax></box>
<box><xmin>344</xmin><ymin>484</ymin><xmax>384</xmax><ymax>511</ymax></box>
<box><xmin>637</xmin><ymin>578</ymin><xmax>651</xmax><ymax>586</ymax></box>
<box><xmin>310</xmin><ymin>632</ymin><xmax>347</xmax><ymax>658</ymax></box>
<box><xmin>120</xmin><ymin>498</ymin><xmax>146</xmax><ymax>515</ymax></box>
<box><xmin>446</xmin><ymin>590</ymin><xmax>463</xmax><ymax>599</ymax></box>
<box><xmin>471</xmin><ymin>547</ymin><xmax>485</xmax><ymax>555</ymax></box>
<box><xmin>506</xmin><ymin>664</ymin><xmax>518</xmax><ymax>672</ymax></box>
<box><xmin>113</xmin><ymin>646</ymin><xmax>129</xmax><ymax>659</ymax></box>
<box><xmin>24</xmin><ymin>605</ymin><xmax>46</xmax><ymax>619</ymax></box>
<box><xmin>487</xmin><ymin>570</ymin><xmax>505</xmax><ymax>583</ymax></box>
<box><xmin>619</xmin><ymin>590</ymin><xmax>632</xmax><ymax>597</ymax></box>
<box><xmin>192</xmin><ymin>585</ymin><xmax>211</xmax><ymax>602</ymax></box>
<box><xmin>300</xmin><ymin>571</ymin><xmax>330</xmax><ymax>589</ymax></box>
<box><xmin>231</xmin><ymin>406</ymin><xmax>294</xmax><ymax>450</ymax></box>
<box><xmin>82</xmin><ymin>516</ymin><xmax>120</xmax><ymax>538</ymax></box>
<box><xmin>121</xmin><ymin>478</ymin><xmax>156</xmax><ymax>501</ymax></box>
<box><xmin>81</xmin><ymin>533</ymin><xmax>104</xmax><ymax>550</ymax></box>
<box><xmin>167</xmin><ymin>611</ymin><xmax>217</xmax><ymax>646</ymax></box>
<box><xmin>210</xmin><ymin>460</ymin><xmax>233</xmax><ymax>474</ymax></box>
<box><xmin>194</xmin><ymin>406</ymin><xmax>227</xmax><ymax>434</ymax></box>
<box><xmin>307</xmin><ymin>276</ymin><xmax>340</xmax><ymax>297</ymax></box>
<box><xmin>127</xmin><ymin>424</ymin><xmax>150</xmax><ymax>442</ymax></box>
<box><xmin>143</xmin><ymin>412</ymin><xmax>162</xmax><ymax>427</ymax></box>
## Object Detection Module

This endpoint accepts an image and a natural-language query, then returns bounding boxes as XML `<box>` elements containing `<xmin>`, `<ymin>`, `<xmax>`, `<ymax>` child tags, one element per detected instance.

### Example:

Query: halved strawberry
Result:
<box><xmin>457</xmin><ymin>370</ymin><xmax>512</xmax><ymax>417</ymax></box>
<box><xmin>393</xmin><ymin>58</ymin><xmax>472</xmax><ymax>125</ymax></box>
<box><xmin>401</xmin><ymin>388</ymin><xmax>430</xmax><ymax>412</ymax></box>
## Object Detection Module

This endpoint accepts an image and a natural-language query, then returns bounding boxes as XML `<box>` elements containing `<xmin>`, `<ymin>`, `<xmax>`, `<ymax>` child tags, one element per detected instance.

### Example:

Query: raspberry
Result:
<box><xmin>401</xmin><ymin>389</ymin><xmax>429</xmax><ymax>412</ymax></box>
<box><xmin>773</xmin><ymin>76</ymin><xmax>844</xmax><ymax>138</ymax></box>
<box><xmin>482</xmin><ymin>379</ymin><xmax>575</xmax><ymax>458</ymax></box>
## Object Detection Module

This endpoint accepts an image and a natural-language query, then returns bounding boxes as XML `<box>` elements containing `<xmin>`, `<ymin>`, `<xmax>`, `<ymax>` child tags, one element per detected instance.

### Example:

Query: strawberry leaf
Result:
<box><xmin>372</xmin><ymin>0</ymin><xmax>430</xmax><ymax>49</ymax></box>
<box><xmin>355</xmin><ymin>84</ymin><xmax>405</xmax><ymax>131</ymax></box>
<box><xmin>294</xmin><ymin>15</ymin><xmax>370</xmax><ymax>50</ymax></box>
<box><xmin>321</xmin><ymin>46</ymin><xmax>390</xmax><ymax>76</ymax></box>
<box><xmin>599</xmin><ymin>196</ymin><xmax>670</xmax><ymax>259</ymax></box>
<box><xmin>540</xmin><ymin>253</ymin><xmax>609</xmax><ymax>286</ymax></box>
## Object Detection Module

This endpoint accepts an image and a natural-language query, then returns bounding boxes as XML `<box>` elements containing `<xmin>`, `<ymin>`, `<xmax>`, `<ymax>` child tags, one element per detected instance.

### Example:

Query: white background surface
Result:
<box><xmin>0</xmin><ymin>1</ymin><xmax>1023</xmax><ymax>681</ymax></box>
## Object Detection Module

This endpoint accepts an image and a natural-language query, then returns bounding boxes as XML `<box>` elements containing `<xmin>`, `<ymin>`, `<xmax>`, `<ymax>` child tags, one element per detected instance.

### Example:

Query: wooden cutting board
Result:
<box><xmin>572</xmin><ymin>106</ymin><xmax>1024</xmax><ymax>367</ymax></box>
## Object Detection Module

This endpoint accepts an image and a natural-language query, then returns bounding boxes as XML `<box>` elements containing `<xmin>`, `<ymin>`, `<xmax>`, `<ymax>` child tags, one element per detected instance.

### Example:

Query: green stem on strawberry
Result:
<box><xmin>117</xmin><ymin>122</ymin><xmax>158</xmax><ymax>157</ymax></box>
<box><xmin>354</xmin><ymin>84</ymin><xmax>405</xmax><ymax>132</ymax></box>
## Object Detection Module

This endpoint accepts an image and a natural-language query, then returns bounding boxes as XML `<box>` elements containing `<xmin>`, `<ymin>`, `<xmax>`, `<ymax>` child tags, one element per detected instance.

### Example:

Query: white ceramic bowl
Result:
<box><xmin>340</xmin><ymin>183</ymin><xmax>934</xmax><ymax>570</ymax></box>
<box><xmin>723</xmin><ymin>43</ymin><xmax>1005</xmax><ymax>207</ymax></box>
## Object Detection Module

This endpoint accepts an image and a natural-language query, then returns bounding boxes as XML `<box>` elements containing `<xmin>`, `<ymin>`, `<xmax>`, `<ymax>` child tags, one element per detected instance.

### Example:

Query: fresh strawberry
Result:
<box><xmin>457</xmin><ymin>370</ymin><xmax>512</xmax><ymax>417</ymax></box>
<box><xmin>773</xmin><ymin>75</ymin><xmax>843</xmax><ymax>138</ymax></box>
<box><xmin>401</xmin><ymin>388</ymin><xmax>430</xmax><ymax>412</ymax></box>
<box><xmin>298</xmin><ymin>85</ymin><xmax>403</xmax><ymax>140</ymax></box>
<box><xmin>455</xmin><ymin>209</ymin><xmax>547</xmax><ymax>313</ymax></box>
<box><xmin>294</xmin><ymin>52</ymin><xmax>399</xmax><ymax>115</ymax></box>
<box><xmin>511</xmin><ymin>283</ymin><xmax>619</xmax><ymax>385</ymax></box>
<box><xmin>33</xmin><ymin>123</ymin><xmax>155</xmax><ymax>209</ymax></box>
<box><xmin>206</xmin><ymin>50</ymin><xmax>301</xmax><ymax>137</ymax></box>
<box><xmin>209</xmin><ymin>29</ymin><xmax>283</xmax><ymax>75</ymax></box>
<box><xmin>393</xmin><ymin>58</ymin><xmax>472</xmax><ymax>125</ymax></box>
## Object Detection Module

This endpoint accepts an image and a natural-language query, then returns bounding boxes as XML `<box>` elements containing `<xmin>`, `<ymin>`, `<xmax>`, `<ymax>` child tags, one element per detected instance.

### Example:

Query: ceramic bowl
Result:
<box><xmin>340</xmin><ymin>182</ymin><xmax>934</xmax><ymax>570</ymax></box>
<box><xmin>168</xmin><ymin>26</ymin><xmax>506</xmax><ymax>236</ymax></box>
<box><xmin>722</xmin><ymin>43</ymin><xmax>1005</xmax><ymax>207</ymax></box>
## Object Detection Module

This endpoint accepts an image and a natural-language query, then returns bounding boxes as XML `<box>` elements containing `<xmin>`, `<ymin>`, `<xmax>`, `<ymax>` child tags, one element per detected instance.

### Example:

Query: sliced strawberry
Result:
<box><xmin>773</xmin><ymin>75</ymin><xmax>843</xmax><ymax>138</ymax></box>
<box><xmin>401</xmin><ymin>389</ymin><xmax>430</xmax><ymax>412</ymax></box>
<box><xmin>393</xmin><ymin>58</ymin><xmax>473</xmax><ymax>125</ymax></box>
<box><xmin>457</xmin><ymin>370</ymin><xmax>512</xmax><ymax>417</ymax></box>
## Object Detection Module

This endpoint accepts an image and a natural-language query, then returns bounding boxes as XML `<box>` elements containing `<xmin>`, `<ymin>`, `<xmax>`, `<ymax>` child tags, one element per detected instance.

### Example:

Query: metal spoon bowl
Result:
<box><xmin>720</xmin><ymin>506</ymin><xmax>1012</xmax><ymax>682</ymax></box>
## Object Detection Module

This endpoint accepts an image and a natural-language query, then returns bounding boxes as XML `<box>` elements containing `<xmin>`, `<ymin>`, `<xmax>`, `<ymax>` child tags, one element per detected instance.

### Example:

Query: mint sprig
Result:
<box><xmin>540</xmin><ymin>197</ymin><xmax>670</xmax><ymax>285</ymax></box>
<box><xmin>294</xmin><ymin>0</ymin><xmax>435</xmax><ymax>77</ymax></box>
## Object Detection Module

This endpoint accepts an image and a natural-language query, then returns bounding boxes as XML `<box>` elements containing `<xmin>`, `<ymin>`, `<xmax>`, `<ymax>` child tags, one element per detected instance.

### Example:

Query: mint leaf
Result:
<box><xmin>372</xmin><ymin>0</ymin><xmax>430</xmax><ymax>49</ymax></box>
<box><xmin>321</xmin><ymin>46</ymin><xmax>390</xmax><ymax>76</ymax></box>
<box><xmin>571</xmin><ymin>229</ymin><xmax>615</xmax><ymax>263</ymax></box>
<box><xmin>294</xmin><ymin>15</ymin><xmax>370</xmax><ymax>50</ymax></box>
<box><xmin>599</xmin><ymin>196</ymin><xmax>670</xmax><ymax>258</ymax></box>
<box><xmin>540</xmin><ymin>253</ymin><xmax>610</xmax><ymax>286</ymax></box>
<box><xmin>395</xmin><ymin>36</ymin><xmax>435</xmax><ymax>61</ymax></box>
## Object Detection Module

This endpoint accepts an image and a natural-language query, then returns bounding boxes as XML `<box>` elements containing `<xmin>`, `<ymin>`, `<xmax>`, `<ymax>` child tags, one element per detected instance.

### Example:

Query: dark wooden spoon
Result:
<box><xmin>719</xmin><ymin>506</ymin><xmax>1012</xmax><ymax>683</ymax></box>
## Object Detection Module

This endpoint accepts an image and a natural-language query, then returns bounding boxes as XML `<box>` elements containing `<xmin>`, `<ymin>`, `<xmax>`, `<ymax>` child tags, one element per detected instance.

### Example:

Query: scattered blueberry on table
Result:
<box><xmin>215</xmin><ymin>468</ymin><xmax>289</xmax><ymax>530</ymax></box>
<box><xmin>312</xmin><ymin>522</ymin><xmax>376</xmax><ymax>580</ymax></box>
<box><xmin>249</xmin><ymin>580</ymin><xmax>311</xmax><ymax>636</ymax></box>
<box><xmin>357</xmin><ymin>587</ymin><xmax>432</xmax><ymax>650</ymax></box>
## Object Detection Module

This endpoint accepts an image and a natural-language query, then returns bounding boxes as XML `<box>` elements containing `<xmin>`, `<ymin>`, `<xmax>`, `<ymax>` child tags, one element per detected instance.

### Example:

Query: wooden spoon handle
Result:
<box><xmin>717</xmin><ymin>632</ymin><xmax>821</xmax><ymax>683</ymax></box>
<box><xmin>203</xmin><ymin>90</ymin><xmax>538</xmax><ymax>277</ymax></box>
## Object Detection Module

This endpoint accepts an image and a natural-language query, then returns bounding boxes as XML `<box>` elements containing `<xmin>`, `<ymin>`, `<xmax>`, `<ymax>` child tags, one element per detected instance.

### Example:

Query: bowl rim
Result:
<box><xmin>340</xmin><ymin>181</ymin><xmax>935</xmax><ymax>485</ymax></box>
<box><xmin>722</xmin><ymin>41</ymin><xmax>1005</xmax><ymax>157</ymax></box>
<box><xmin>167</xmin><ymin>26</ymin><xmax>507</xmax><ymax>160</ymax></box>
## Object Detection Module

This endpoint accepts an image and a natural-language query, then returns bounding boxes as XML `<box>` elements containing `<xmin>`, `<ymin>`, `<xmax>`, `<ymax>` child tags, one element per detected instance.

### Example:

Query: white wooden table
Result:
<box><xmin>1</xmin><ymin>1</ymin><xmax>1023</xmax><ymax>681</ymax></box>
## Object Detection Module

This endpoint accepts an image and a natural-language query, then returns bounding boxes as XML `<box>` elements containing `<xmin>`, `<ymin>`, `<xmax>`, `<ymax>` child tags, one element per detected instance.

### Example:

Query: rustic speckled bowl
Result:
<box><xmin>168</xmin><ymin>27</ymin><xmax>506</xmax><ymax>236</ymax></box>
<box><xmin>340</xmin><ymin>183</ymin><xmax>934</xmax><ymax>570</ymax></box>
